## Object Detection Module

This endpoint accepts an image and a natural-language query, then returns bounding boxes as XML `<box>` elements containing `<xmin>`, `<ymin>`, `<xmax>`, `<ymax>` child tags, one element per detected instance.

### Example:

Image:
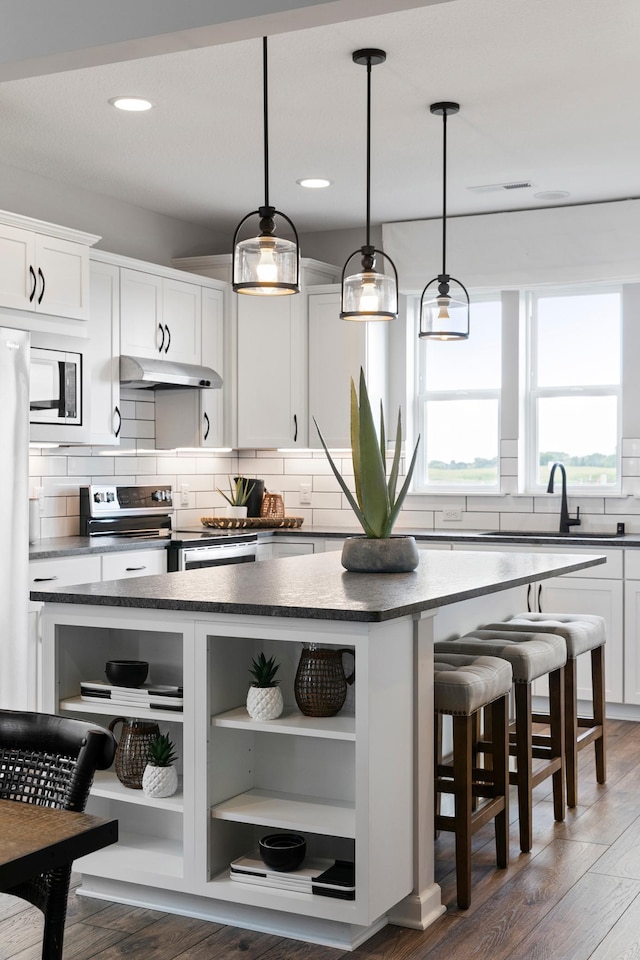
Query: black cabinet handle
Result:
<box><xmin>526</xmin><ymin>583</ymin><xmax>531</xmax><ymax>612</ymax></box>
<box><xmin>114</xmin><ymin>405</ymin><xmax>122</xmax><ymax>438</ymax></box>
<box><xmin>33</xmin><ymin>576</ymin><xmax>58</xmax><ymax>583</ymax></box>
<box><xmin>293</xmin><ymin>413</ymin><xmax>298</xmax><ymax>442</ymax></box>
<box><xmin>37</xmin><ymin>267</ymin><xmax>45</xmax><ymax>304</ymax></box>
<box><xmin>203</xmin><ymin>412</ymin><xmax>210</xmax><ymax>441</ymax></box>
<box><xmin>29</xmin><ymin>265</ymin><xmax>37</xmax><ymax>302</ymax></box>
<box><xmin>125</xmin><ymin>566</ymin><xmax>146</xmax><ymax>572</ymax></box>
<box><xmin>158</xmin><ymin>323</ymin><xmax>165</xmax><ymax>353</ymax></box>
<box><xmin>537</xmin><ymin>584</ymin><xmax>543</xmax><ymax>612</ymax></box>
<box><xmin>164</xmin><ymin>324</ymin><xmax>171</xmax><ymax>353</ymax></box>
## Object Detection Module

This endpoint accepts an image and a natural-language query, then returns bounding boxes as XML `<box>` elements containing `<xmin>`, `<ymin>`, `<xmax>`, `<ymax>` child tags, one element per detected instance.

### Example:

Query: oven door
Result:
<box><xmin>179</xmin><ymin>541</ymin><xmax>258</xmax><ymax>571</ymax></box>
<box><xmin>30</xmin><ymin>347</ymin><xmax>82</xmax><ymax>425</ymax></box>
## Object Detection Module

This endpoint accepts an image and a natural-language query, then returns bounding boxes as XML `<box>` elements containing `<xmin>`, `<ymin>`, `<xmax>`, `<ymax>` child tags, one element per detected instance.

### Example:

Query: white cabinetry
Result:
<box><xmin>452</xmin><ymin>543</ymin><xmax>623</xmax><ymax>703</ymax></box>
<box><xmin>120</xmin><ymin>268</ymin><xmax>202</xmax><ymax>365</ymax></box>
<box><xmin>101</xmin><ymin>549</ymin><xmax>167</xmax><ymax>581</ymax></box>
<box><xmin>623</xmin><ymin>551</ymin><xmax>640</xmax><ymax>705</ymax></box>
<box><xmin>0</xmin><ymin>211</ymin><xmax>98</xmax><ymax>322</ymax></box>
<box><xmin>171</xmin><ymin>256</ymin><xmax>339</xmax><ymax>450</ymax></box>
<box><xmin>155</xmin><ymin>286</ymin><xmax>227</xmax><ymax>448</ymax></box>
<box><xmin>308</xmin><ymin>287</ymin><xmax>388</xmax><ymax>448</ymax></box>
<box><xmin>88</xmin><ymin>258</ymin><xmax>121</xmax><ymax>445</ymax></box>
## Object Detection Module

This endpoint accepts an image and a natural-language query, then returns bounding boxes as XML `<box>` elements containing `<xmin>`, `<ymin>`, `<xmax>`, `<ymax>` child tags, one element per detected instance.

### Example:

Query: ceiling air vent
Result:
<box><xmin>468</xmin><ymin>180</ymin><xmax>533</xmax><ymax>194</ymax></box>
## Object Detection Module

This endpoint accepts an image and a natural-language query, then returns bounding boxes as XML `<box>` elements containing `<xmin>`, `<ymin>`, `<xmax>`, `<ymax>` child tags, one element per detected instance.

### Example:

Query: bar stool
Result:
<box><xmin>482</xmin><ymin>613</ymin><xmax>606</xmax><ymax>807</ymax></box>
<box><xmin>435</xmin><ymin>630</ymin><xmax>567</xmax><ymax>853</ymax></box>
<box><xmin>434</xmin><ymin>652</ymin><xmax>512</xmax><ymax>909</ymax></box>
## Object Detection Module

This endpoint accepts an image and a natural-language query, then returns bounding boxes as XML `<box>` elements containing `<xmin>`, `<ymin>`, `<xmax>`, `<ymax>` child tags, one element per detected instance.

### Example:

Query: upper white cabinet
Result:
<box><xmin>88</xmin><ymin>257</ymin><xmax>121</xmax><ymax>446</ymax></box>
<box><xmin>308</xmin><ymin>286</ymin><xmax>388</xmax><ymax>449</ymax></box>
<box><xmin>155</xmin><ymin>286</ymin><xmax>227</xmax><ymax>448</ymax></box>
<box><xmin>171</xmin><ymin>255</ymin><xmax>339</xmax><ymax>450</ymax></box>
<box><xmin>120</xmin><ymin>268</ymin><xmax>202</xmax><ymax>365</ymax></box>
<box><xmin>0</xmin><ymin>211</ymin><xmax>98</xmax><ymax>322</ymax></box>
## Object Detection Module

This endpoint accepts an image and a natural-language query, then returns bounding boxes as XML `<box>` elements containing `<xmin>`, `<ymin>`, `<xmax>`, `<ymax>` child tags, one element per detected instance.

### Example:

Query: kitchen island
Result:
<box><xmin>34</xmin><ymin>548</ymin><xmax>605</xmax><ymax>950</ymax></box>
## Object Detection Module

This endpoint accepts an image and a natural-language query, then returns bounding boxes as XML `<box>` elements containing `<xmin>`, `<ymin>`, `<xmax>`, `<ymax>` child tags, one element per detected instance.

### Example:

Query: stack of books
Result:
<box><xmin>79</xmin><ymin>680</ymin><xmax>183</xmax><ymax>711</ymax></box>
<box><xmin>230</xmin><ymin>854</ymin><xmax>355</xmax><ymax>899</ymax></box>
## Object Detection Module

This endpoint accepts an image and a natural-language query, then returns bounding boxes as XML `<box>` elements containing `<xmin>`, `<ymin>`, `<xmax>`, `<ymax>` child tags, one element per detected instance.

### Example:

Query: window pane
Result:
<box><xmin>537</xmin><ymin>395</ymin><xmax>617</xmax><ymax>486</ymax></box>
<box><xmin>425</xmin><ymin>398</ymin><xmax>499</xmax><ymax>486</ymax></box>
<box><xmin>536</xmin><ymin>293</ymin><xmax>620</xmax><ymax>387</ymax></box>
<box><xmin>424</xmin><ymin>300</ymin><xmax>501</xmax><ymax>391</ymax></box>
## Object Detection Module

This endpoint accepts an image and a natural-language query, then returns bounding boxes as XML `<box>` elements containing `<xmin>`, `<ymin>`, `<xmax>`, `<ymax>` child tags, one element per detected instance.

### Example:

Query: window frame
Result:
<box><xmin>525</xmin><ymin>284</ymin><xmax>623</xmax><ymax>494</ymax></box>
<box><xmin>412</xmin><ymin>291</ymin><xmax>503</xmax><ymax>494</ymax></box>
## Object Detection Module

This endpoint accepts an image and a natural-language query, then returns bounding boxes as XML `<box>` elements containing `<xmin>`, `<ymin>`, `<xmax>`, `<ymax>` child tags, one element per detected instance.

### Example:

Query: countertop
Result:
<box><xmin>31</xmin><ymin>549</ymin><xmax>606</xmax><ymax>622</ymax></box>
<box><xmin>28</xmin><ymin>526</ymin><xmax>640</xmax><ymax>561</ymax></box>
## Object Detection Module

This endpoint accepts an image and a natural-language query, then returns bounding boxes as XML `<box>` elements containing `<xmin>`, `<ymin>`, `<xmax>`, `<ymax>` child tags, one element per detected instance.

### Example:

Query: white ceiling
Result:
<box><xmin>0</xmin><ymin>0</ymin><xmax>638</xmax><ymax>237</ymax></box>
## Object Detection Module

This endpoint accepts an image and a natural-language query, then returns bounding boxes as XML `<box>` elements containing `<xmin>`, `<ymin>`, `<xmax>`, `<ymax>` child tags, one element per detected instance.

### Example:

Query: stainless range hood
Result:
<box><xmin>120</xmin><ymin>355</ymin><xmax>223</xmax><ymax>390</ymax></box>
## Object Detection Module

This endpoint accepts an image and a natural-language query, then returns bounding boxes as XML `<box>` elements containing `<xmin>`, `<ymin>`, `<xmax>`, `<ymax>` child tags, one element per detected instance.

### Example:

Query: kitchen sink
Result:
<box><xmin>482</xmin><ymin>531</ymin><xmax>621</xmax><ymax>539</ymax></box>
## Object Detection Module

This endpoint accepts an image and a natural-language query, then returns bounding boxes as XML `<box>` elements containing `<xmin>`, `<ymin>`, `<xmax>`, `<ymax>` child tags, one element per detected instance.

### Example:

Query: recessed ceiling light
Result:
<box><xmin>297</xmin><ymin>178</ymin><xmax>332</xmax><ymax>189</ymax></box>
<box><xmin>109</xmin><ymin>97</ymin><xmax>154</xmax><ymax>112</ymax></box>
<box><xmin>533</xmin><ymin>190</ymin><xmax>571</xmax><ymax>201</ymax></box>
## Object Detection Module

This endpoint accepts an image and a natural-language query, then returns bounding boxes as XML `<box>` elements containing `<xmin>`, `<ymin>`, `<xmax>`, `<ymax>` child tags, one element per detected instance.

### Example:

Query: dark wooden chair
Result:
<box><xmin>0</xmin><ymin>710</ymin><xmax>116</xmax><ymax>960</ymax></box>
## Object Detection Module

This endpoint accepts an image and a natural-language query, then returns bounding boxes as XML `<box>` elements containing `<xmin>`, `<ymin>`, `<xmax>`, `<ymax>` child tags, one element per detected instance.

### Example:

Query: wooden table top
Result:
<box><xmin>0</xmin><ymin>799</ymin><xmax>117</xmax><ymax>890</ymax></box>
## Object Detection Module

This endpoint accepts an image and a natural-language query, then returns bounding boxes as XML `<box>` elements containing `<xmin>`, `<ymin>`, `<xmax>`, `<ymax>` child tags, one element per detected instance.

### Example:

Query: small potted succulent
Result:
<box><xmin>246</xmin><ymin>652</ymin><xmax>284</xmax><ymax>721</ymax></box>
<box><xmin>314</xmin><ymin>368</ymin><xmax>421</xmax><ymax>572</ymax></box>
<box><xmin>217</xmin><ymin>476</ymin><xmax>255</xmax><ymax>519</ymax></box>
<box><xmin>142</xmin><ymin>731</ymin><xmax>179</xmax><ymax>798</ymax></box>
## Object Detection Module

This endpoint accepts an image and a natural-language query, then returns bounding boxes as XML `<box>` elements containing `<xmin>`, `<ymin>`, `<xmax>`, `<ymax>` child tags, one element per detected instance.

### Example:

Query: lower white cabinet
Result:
<box><xmin>101</xmin><ymin>549</ymin><xmax>167</xmax><ymax>581</ymax></box>
<box><xmin>271</xmin><ymin>539</ymin><xmax>315</xmax><ymax>559</ymax></box>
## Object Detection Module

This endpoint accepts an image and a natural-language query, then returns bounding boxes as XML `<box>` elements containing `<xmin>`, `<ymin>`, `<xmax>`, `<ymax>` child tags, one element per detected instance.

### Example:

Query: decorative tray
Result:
<box><xmin>200</xmin><ymin>516</ymin><xmax>304</xmax><ymax>529</ymax></box>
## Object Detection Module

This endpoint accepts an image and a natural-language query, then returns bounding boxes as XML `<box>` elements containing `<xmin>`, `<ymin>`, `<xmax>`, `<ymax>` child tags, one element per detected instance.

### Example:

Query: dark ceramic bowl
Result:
<box><xmin>258</xmin><ymin>833</ymin><xmax>306</xmax><ymax>872</ymax></box>
<box><xmin>105</xmin><ymin>660</ymin><xmax>149</xmax><ymax>688</ymax></box>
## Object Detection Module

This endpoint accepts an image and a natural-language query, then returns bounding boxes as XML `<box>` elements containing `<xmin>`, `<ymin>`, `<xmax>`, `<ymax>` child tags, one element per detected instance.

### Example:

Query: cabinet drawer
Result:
<box><xmin>30</xmin><ymin>555</ymin><xmax>101</xmax><ymax>589</ymax></box>
<box><xmin>101</xmin><ymin>549</ymin><xmax>167</xmax><ymax>581</ymax></box>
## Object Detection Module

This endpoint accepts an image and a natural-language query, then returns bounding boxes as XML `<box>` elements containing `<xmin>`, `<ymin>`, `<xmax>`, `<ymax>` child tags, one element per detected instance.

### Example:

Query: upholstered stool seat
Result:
<box><xmin>435</xmin><ymin>630</ymin><xmax>567</xmax><ymax>853</ymax></box>
<box><xmin>483</xmin><ymin>613</ymin><xmax>606</xmax><ymax>806</ymax></box>
<box><xmin>434</xmin><ymin>653</ymin><xmax>512</xmax><ymax>909</ymax></box>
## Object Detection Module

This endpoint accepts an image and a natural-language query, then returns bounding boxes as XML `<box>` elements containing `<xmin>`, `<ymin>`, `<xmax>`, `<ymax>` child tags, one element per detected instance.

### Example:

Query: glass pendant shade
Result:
<box><xmin>341</xmin><ymin>250</ymin><xmax>398</xmax><ymax>320</ymax></box>
<box><xmin>419</xmin><ymin>275</ymin><xmax>470</xmax><ymax>340</ymax></box>
<box><xmin>232</xmin><ymin>37</ymin><xmax>300</xmax><ymax>296</ymax></box>
<box><xmin>233</xmin><ymin>217</ymin><xmax>299</xmax><ymax>296</ymax></box>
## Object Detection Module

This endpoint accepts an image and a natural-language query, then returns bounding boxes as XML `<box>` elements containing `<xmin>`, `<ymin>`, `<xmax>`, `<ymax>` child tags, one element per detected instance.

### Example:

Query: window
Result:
<box><xmin>415</xmin><ymin>296</ymin><xmax>502</xmax><ymax>490</ymax></box>
<box><xmin>526</xmin><ymin>287</ymin><xmax>621</xmax><ymax>490</ymax></box>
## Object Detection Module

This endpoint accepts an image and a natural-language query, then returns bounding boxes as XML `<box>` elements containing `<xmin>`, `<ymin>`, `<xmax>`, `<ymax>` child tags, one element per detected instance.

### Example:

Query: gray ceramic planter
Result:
<box><xmin>341</xmin><ymin>536</ymin><xmax>420</xmax><ymax>573</ymax></box>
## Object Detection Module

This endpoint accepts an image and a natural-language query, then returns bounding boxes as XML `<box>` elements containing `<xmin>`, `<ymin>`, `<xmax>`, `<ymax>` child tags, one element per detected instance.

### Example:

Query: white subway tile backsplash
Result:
<box><xmin>40</xmin><ymin>515</ymin><xmax>78</xmax><ymax>539</ymax></box>
<box><xmin>395</xmin><ymin>510</ymin><xmax>435</xmax><ymax>530</ymax></box>
<box><xmin>467</xmin><ymin>496</ymin><xmax>533</xmax><ymax>513</ymax></box>
<box><xmin>135</xmin><ymin>401</ymin><xmax>156</xmax><ymax>421</ymax></box>
<box><xmin>500</xmin><ymin>458</ymin><xmax>518</xmax><ymax>477</ymax></box>
<box><xmin>239</xmin><ymin>457</ymin><xmax>283</xmax><ymax>475</ymax></box>
<box><xmin>622</xmin><ymin>458</ymin><xmax>640</xmax><ymax>476</ymax></box>
<box><xmin>121</xmin><ymin>420</ymin><xmax>155</xmax><ymax>440</ymax></box>
<box><xmin>622</xmin><ymin>440</ymin><xmax>640</xmax><ymax>457</ymax></box>
<box><xmin>119</xmin><ymin>400</ymin><xmax>136</xmax><ymax>419</ymax></box>
<box><xmin>501</xmin><ymin>477</ymin><xmax>518</xmax><ymax>495</ymax></box>
<box><xmin>500</xmin><ymin>439</ymin><xmax>518</xmax><ymax>457</ymax></box>
<box><xmin>284</xmin><ymin>458</ymin><xmax>331</xmax><ymax>475</ymax></box>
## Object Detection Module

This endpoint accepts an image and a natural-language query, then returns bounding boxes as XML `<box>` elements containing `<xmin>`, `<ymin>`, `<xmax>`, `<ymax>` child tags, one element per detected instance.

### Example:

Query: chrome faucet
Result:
<box><xmin>546</xmin><ymin>462</ymin><xmax>581</xmax><ymax>534</ymax></box>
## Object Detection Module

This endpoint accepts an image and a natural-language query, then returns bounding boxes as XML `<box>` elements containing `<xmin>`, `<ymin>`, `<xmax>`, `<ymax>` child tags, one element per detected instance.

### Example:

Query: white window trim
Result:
<box><xmin>524</xmin><ymin>285</ymin><xmax>623</xmax><ymax>494</ymax></box>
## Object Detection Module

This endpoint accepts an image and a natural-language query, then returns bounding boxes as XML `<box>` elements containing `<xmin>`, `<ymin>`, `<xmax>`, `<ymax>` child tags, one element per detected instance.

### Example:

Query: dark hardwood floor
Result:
<box><xmin>2</xmin><ymin>718</ymin><xmax>640</xmax><ymax>959</ymax></box>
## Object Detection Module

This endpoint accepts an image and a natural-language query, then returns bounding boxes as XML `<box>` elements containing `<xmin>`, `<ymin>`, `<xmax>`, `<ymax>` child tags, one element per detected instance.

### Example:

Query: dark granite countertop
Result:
<box><xmin>28</xmin><ymin>527</ymin><xmax>640</xmax><ymax>561</ymax></box>
<box><xmin>32</xmin><ymin>549</ymin><xmax>606</xmax><ymax>622</ymax></box>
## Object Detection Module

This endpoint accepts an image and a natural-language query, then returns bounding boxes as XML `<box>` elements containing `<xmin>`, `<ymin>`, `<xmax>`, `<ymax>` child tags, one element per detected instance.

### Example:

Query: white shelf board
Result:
<box><xmin>211</xmin><ymin>706</ymin><xmax>355</xmax><ymax>740</ymax></box>
<box><xmin>207</xmin><ymin>871</ymin><xmax>360</xmax><ymax>921</ymax></box>
<box><xmin>91</xmin><ymin>770</ymin><xmax>184</xmax><ymax>812</ymax></box>
<box><xmin>59</xmin><ymin>696</ymin><xmax>184</xmax><ymax>724</ymax></box>
<box><xmin>75</xmin><ymin>830</ymin><xmax>183</xmax><ymax>881</ymax></box>
<box><xmin>210</xmin><ymin>789</ymin><xmax>355</xmax><ymax>838</ymax></box>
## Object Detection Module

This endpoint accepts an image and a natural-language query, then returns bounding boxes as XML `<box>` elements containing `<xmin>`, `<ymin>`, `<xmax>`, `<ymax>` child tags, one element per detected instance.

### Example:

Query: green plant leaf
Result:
<box><xmin>356</xmin><ymin>369</ymin><xmax>390</xmax><ymax>538</ymax></box>
<box><xmin>314</xmin><ymin>417</ymin><xmax>376</xmax><ymax>537</ymax></box>
<box><xmin>385</xmin><ymin>434</ymin><xmax>421</xmax><ymax>536</ymax></box>
<box><xmin>350</xmin><ymin>378</ymin><xmax>362</xmax><ymax>510</ymax></box>
<box><xmin>387</xmin><ymin>408</ymin><xmax>402</xmax><ymax>505</ymax></box>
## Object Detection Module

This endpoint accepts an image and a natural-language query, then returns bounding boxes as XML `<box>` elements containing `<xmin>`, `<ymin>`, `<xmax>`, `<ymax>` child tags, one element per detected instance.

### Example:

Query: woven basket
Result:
<box><xmin>260</xmin><ymin>493</ymin><xmax>285</xmax><ymax>519</ymax></box>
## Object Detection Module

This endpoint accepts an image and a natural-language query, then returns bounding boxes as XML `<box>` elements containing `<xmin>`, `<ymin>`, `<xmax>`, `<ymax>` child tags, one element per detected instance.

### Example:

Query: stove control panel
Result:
<box><xmin>81</xmin><ymin>484</ymin><xmax>173</xmax><ymax>517</ymax></box>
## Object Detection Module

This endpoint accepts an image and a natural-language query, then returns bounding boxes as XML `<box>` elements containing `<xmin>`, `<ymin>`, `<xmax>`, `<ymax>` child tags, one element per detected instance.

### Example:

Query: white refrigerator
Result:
<box><xmin>0</xmin><ymin>326</ymin><xmax>30</xmax><ymax>709</ymax></box>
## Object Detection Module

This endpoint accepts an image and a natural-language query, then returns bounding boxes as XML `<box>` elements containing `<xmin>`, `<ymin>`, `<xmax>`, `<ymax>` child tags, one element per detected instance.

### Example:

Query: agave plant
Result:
<box><xmin>314</xmin><ymin>369</ymin><xmax>420</xmax><ymax>539</ymax></box>
<box><xmin>217</xmin><ymin>475</ymin><xmax>255</xmax><ymax>507</ymax></box>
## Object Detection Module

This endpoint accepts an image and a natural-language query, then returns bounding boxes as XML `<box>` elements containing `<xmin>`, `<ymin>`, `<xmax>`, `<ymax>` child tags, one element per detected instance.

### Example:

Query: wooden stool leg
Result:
<box><xmin>513</xmin><ymin>683</ymin><xmax>533</xmax><ymax>854</ymax></box>
<box><xmin>453</xmin><ymin>714</ymin><xmax>473</xmax><ymax>910</ymax></box>
<box><xmin>549</xmin><ymin>666</ymin><xmax>566</xmax><ymax>823</ymax></box>
<box><xmin>564</xmin><ymin>659</ymin><xmax>579</xmax><ymax>808</ymax></box>
<box><xmin>592</xmin><ymin>645</ymin><xmax>607</xmax><ymax>784</ymax></box>
<box><xmin>491</xmin><ymin>694</ymin><xmax>509</xmax><ymax>869</ymax></box>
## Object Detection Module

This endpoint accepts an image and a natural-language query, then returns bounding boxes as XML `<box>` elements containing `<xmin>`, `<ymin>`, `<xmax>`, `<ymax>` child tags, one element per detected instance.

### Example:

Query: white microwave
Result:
<box><xmin>30</xmin><ymin>346</ymin><xmax>82</xmax><ymax>426</ymax></box>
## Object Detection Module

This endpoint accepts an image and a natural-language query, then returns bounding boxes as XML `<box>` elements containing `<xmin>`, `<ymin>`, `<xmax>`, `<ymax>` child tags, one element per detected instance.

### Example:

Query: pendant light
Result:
<box><xmin>418</xmin><ymin>102</ymin><xmax>470</xmax><ymax>340</ymax></box>
<box><xmin>232</xmin><ymin>37</ymin><xmax>300</xmax><ymax>296</ymax></box>
<box><xmin>340</xmin><ymin>49</ymin><xmax>398</xmax><ymax>322</ymax></box>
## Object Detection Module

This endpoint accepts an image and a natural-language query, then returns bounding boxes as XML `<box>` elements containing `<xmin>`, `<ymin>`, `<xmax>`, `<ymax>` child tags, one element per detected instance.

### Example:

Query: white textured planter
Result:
<box><xmin>142</xmin><ymin>763</ymin><xmax>178</xmax><ymax>798</ymax></box>
<box><xmin>246</xmin><ymin>685</ymin><xmax>284</xmax><ymax>721</ymax></box>
<box><xmin>226</xmin><ymin>506</ymin><xmax>248</xmax><ymax>519</ymax></box>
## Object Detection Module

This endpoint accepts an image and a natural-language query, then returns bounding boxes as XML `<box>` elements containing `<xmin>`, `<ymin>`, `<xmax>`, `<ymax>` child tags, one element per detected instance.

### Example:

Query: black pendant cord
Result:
<box><xmin>441</xmin><ymin>109</ymin><xmax>447</xmax><ymax>278</ymax></box>
<box><xmin>365</xmin><ymin>55</ymin><xmax>372</xmax><ymax>250</ymax></box>
<box><xmin>262</xmin><ymin>35</ymin><xmax>270</xmax><ymax>212</ymax></box>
